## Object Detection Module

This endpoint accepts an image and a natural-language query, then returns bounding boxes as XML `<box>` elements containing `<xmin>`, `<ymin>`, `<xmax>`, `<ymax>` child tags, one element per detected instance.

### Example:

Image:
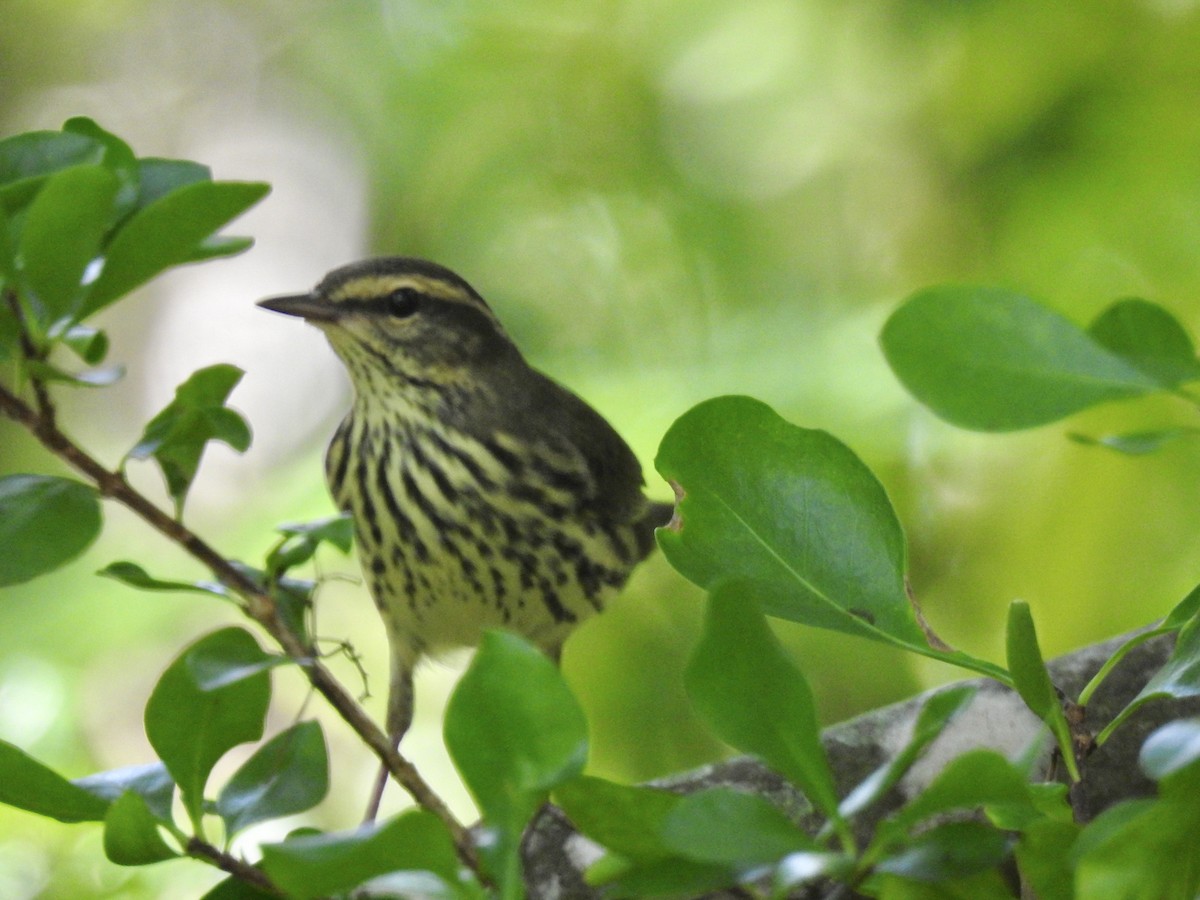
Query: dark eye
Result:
<box><xmin>385</xmin><ymin>287</ymin><xmax>422</xmax><ymax>318</ymax></box>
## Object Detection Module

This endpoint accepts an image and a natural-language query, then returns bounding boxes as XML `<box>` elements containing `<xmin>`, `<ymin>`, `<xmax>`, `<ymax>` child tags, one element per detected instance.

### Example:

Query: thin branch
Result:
<box><xmin>186</xmin><ymin>838</ymin><xmax>282</xmax><ymax>895</ymax></box>
<box><xmin>0</xmin><ymin>380</ymin><xmax>478</xmax><ymax>870</ymax></box>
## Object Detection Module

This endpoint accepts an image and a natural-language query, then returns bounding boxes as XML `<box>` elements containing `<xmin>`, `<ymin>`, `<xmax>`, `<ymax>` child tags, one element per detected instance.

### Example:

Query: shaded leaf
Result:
<box><xmin>259</xmin><ymin>810</ymin><xmax>459</xmax><ymax>900</ymax></box>
<box><xmin>144</xmin><ymin>627</ymin><xmax>271</xmax><ymax>827</ymax></box>
<box><xmin>199</xmin><ymin>876</ymin><xmax>278</xmax><ymax>900</ymax></box>
<box><xmin>1087</xmin><ymin>298</ymin><xmax>1200</xmax><ymax>388</ymax></box>
<box><xmin>875</xmin><ymin>821</ymin><xmax>1012</xmax><ymax>882</ymax></box>
<box><xmin>0</xmin><ymin>128</ymin><xmax>104</xmax><ymax>208</ymax></box>
<box><xmin>217</xmin><ymin>721</ymin><xmax>329</xmax><ymax>836</ymax></box>
<box><xmin>103</xmin><ymin>791</ymin><xmax>177</xmax><ymax>866</ymax></box>
<box><xmin>886</xmin><ymin>750</ymin><xmax>1032</xmax><ymax>835</ymax></box>
<box><xmin>127</xmin><ymin>363</ymin><xmax>251</xmax><ymax>513</ymax></box>
<box><xmin>881</xmin><ymin>286</ymin><xmax>1159</xmax><ymax>431</ymax></box>
<box><xmin>1074</xmin><ymin>795</ymin><xmax>1200</xmax><ymax>900</ymax></box>
<box><xmin>655</xmin><ymin>396</ymin><xmax>1006</xmax><ymax>680</ymax></box>
<box><xmin>74</xmin><ymin>762</ymin><xmax>175</xmax><ymax>821</ymax></box>
<box><xmin>661</xmin><ymin>788</ymin><xmax>814</xmax><ymax>869</ymax></box>
<box><xmin>1013</xmin><ymin>818</ymin><xmax>1078</xmax><ymax>900</ymax></box>
<box><xmin>1139</xmin><ymin>718</ymin><xmax>1200</xmax><ymax>782</ymax></box>
<box><xmin>555</xmin><ymin>776</ymin><xmax>685</xmax><ymax>862</ymax></box>
<box><xmin>83</xmin><ymin>180</ymin><xmax>269</xmax><ymax>316</ymax></box>
<box><xmin>0</xmin><ymin>474</ymin><xmax>101</xmax><ymax>586</ymax></box>
<box><xmin>0</xmin><ymin>739</ymin><xmax>110</xmax><ymax>822</ymax></box>
<box><xmin>1099</xmin><ymin>615</ymin><xmax>1200</xmax><ymax>743</ymax></box>
<box><xmin>685</xmin><ymin>583</ymin><xmax>840</xmax><ymax>822</ymax></box>
<box><xmin>98</xmin><ymin>560</ymin><xmax>234</xmax><ymax>601</ymax></box>
<box><xmin>133</xmin><ymin>157</ymin><xmax>211</xmax><ymax>211</ymax></box>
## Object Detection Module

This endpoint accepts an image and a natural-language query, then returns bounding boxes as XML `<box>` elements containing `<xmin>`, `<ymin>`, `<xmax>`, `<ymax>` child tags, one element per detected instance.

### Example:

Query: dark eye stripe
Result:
<box><xmin>385</xmin><ymin>287</ymin><xmax>422</xmax><ymax>318</ymax></box>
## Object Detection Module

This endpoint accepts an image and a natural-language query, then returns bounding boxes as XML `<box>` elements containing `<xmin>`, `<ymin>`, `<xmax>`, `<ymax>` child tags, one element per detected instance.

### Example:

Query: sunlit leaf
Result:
<box><xmin>881</xmin><ymin>286</ymin><xmax>1160</xmax><ymax>431</ymax></box>
<box><xmin>0</xmin><ymin>474</ymin><xmax>101</xmax><ymax>586</ymax></box>
<box><xmin>1068</xmin><ymin>428</ymin><xmax>1200</xmax><ymax>456</ymax></box>
<box><xmin>217</xmin><ymin>721</ymin><xmax>329</xmax><ymax>836</ymax></box>
<box><xmin>1087</xmin><ymin>298</ymin><xmax>1200</xmax><ymax>388</ymax></box>
<box><xmin>144</xmin><ymin>628</ymin><xmax>271</xmax><ymax>827</ymax></box>
<box><xmin>656</xmin><ymin>395</ymin><xmax>1006</xmax><ymax>681</ymax></box>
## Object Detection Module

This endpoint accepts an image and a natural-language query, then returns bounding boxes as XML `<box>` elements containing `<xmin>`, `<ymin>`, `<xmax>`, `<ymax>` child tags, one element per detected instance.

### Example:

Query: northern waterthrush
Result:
<box><xmin>259</xmin><ymin>257</ymin><xmax>670</xmax><ymax>804</ymax></box>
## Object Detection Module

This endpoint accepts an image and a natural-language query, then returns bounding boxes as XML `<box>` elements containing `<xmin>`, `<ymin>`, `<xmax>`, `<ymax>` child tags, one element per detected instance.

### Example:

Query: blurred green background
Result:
<box><xmin>4</xmin><ymin>0</ymin><xmax>1200</xmax><ymax>896</ymax></box>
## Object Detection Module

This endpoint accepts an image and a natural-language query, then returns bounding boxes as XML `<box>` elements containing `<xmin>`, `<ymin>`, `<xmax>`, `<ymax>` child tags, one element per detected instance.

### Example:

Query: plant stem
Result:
<box><xmin>0</xmin><ymin>380</ymin><xmax>479</xmax><ymax>872</ymax></box>
<box><xmin>186</xmin><ymin>837</ymin><xmax>281</xmax><ymax>894</ymax></box>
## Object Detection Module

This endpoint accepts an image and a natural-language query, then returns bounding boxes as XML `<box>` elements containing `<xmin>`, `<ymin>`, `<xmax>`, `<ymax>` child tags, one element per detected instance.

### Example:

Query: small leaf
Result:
<box><xmin>1068</xmin><ymin>428</ymin><xmax>1200</xmax><ymax>456</ymax></box>
<box><xmin>655</xmin><ymin>396</ymin><xmax>1006</xmax><ymax>681</ymax></box>
<box><xmin>1087</xmin><ymin>298</ymin><xmax>1200</xmax><ymax>388</ymax></box>
<box><xmin>103</xmin><ymin>791</ymin><xmax>178</xmax><ymax>866</ymax></box>
<box><xmin>259</xmin><ymin>810</ymin><xmax>460</xmax><ymax>900</ymax></box>
<box><xmin>98</xmin><ymin>560</ymin><xmax>234</xmax><ymax>601</ymax></box>
<box><xmin>127</xmin><ymin>364</ymin><xmax>251</xmax><ymax>513</ymax></box>
<box><xmin>1162</xmin><ymin>582</ymin><xmax>1200</xmax><ymax>631</ymax></box>
<box><xmin>839</xmin><ymin>685</ymin><xmax>976</xmax><ymax>820</ymax></box>
<box><xmin>144</xmin><ymin>627</ymin><xmax>271</xmax><ymax>827</ymax></box>
<box><xmin>83</xmin><ymin>180</ymin><xmax>269</xmax><ymax>316</ymax></box>
<box><xmin>0</xmin><ymin>739</ymin><xmax>111</xmax><ymax>822</ymax></box>
<box><xmin>444</xmin><ymin>631</ymin><xmax>587</xmax><ymax>885</ymax></box>
<box><xmin>217</xmin><ymin>721</ymin><xmax>329</xmax><ymax>836</ymax></box>
<box><xmin>875</xmin><ymin>821</ymin><xmax>1012</xmax><ymax>882</ymax></box>
<box><xmin>685</xmin><ymin>583</ymin><xmax>840</xmax><ymax>821</ymax></box>
<box><xmin>74</xmin><ymin>762</ymin><xmax>175</xmax><ymax>821</ymax></box>
<box><xmin>661</xmin><ymin>788</ymin><xmax>814</xmax><ymax>868</ymax></box>
<box><xmin>1098</xmin><ymin>615</ymin><xmax>1200</xmax><ymax>743</ymax></box>
<box><xmin>61</xmin><ymin>324</ymin><xmax>109</xmax><ymax>364</ymax></box>
<box><xmin>0</xmin><ymin>474</ymin><xmax>102</xmax><ymax>586</ymax></box>
<box><xmin>881</xmin><ymin>286</ymin><xmax>1160</xmax><ymax>431</ymax></box>
<box><xmin>24</xmin><ymin>359</ymin><xmax>124</xmax><ymax>387</ymax></box>
<box><xmin>267</xmin><ymin>514</ymin><xmax>354</xmax><ymax>575</ymax></box>
<box><xmin>18</xmin><ymin>164</ymin><xmax>118</xmax><ymax>323</ymax></box>
<box><xmin>1005</xmin><ymin>600</ymin><xmax>1078</xmax><ymax>781</ymax></box>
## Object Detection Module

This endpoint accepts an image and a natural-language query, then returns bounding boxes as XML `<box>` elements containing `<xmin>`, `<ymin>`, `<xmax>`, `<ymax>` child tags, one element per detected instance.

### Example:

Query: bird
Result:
<box><xmin>258</xmin><ymin>256</ymin><xmax>671</xmax><ymax>816</ymax></box>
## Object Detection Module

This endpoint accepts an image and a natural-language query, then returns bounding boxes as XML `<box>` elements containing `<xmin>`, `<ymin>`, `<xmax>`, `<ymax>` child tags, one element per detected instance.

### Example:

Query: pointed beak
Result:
<box><xmin>256</xmin><ymin>292</ymin><xmax>341</xmax><ymax>322</ymax></box>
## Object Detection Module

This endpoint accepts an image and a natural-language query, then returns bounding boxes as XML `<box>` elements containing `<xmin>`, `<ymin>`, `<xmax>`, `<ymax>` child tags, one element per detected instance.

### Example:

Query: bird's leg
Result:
<box><xmin>362</xmin><ymin>651</ymin><xmax>416</xmax><ymax>823</ymax></box>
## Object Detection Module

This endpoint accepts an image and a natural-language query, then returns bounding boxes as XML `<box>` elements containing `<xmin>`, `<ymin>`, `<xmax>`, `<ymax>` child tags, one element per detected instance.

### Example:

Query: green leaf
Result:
<box><xmin>98</xmin><ymin>560</ymin><xmax>234</xmax><ymax>601</ymax></box>
<box><xmin>661</xmin><ymin>788</ymin><xmax>814</xmax><ymax>869</ymax></box>
<box><xmin>1098</xmin><ymin>614</ymin><xmax>1200</xmax><ymax>743</ymax></box>
<box><xmin>18</xmin><ymin>164</ymin><xmax>118</xmax><ymax>324</ymax></box>
<box><xmin>24</xmin><ymin>358</ymin><xmax>124</xmax><ymax>388</ymax></box>
<box><xmin>74</xmin><ymin>762</ymin><xmax>175</xmax><ymax>821</ymax></box>
<box><xmin>885</xmin><ymin>750</ymin><xmax>1033</xmax><ymax>835</ymax></box>
<box><xmin>685</xmin><ymin>583</ymin><xmax>840</xmax><ymax>822</ymax></box>
<box><xmin>1074</xmin><ymin>795</ymin><xmax>1200</xmax><ymax>900</ymax></box>
<box><xmin>144</xmin><ymin>627</ymin><xmax>271</xmax><ymax>827</ymax></box>
<box><xmin>0</xmin><ymin>474</ymin><xmax>102</xmax><ymax>586</ymax></box>
<box><xmin>217</xmin><ymin>721</ymin><xmax>329</xmax><ymax>836</ymax></box>
<box><xmin>1013</xmin><ymin>818</ymin><xmax>1079</xmax><ymax>900</ymax></box>
<box><xmin>63</xmin><ymin>117</ymin><xmax>139</xmax><ymax>219</ymax></box>
<box><xmin>0</xmin><ymin>739</ymin><xmax>111</xmax><ymax>822</ymax></box>
<box><xmin>61</xmin><ymin>324</ymin><xmax>109</xmax><ymax>365</ymax></box>
<box><xmin>267</xmin><ymin>514</ymin><xmax>354</xmax><ymax>575</ymax></box>
<box><xmin>1087</xmin><ymin>298</ymin><xmax>1200</xmax><ymax>388</ymax></box>
<box><xmin>199</xmin><ymin>876</ymin><xmax>278</xmax><ymax>900</ymax></box>
<box><xmin>875</xmin><ymin>821</ymin><xmax>1012</xmax><ymax>882</ymax></box>
<box><xmin>874</xmin><ymin>868</ymin><xmax>1016</xmax><ymax>900</ymax></box>
<box><xmin>0</xmin><ymin>128</ymin><xmax>104</xmax><ymax>208</ymax></box>
<box><xmin>83</xmin><ymin>180</ymin><xmax>269</xmax><ymax>316</ymax></box>
<box><xmin>555</xmin><ymin>775</ymin><xmax>686</xmax><ymax>862</ymax></box>
<box><xmin>127</xmin><ymin>363</ymin><xmax>251</xmax><ymax>514</ymax></box>
<box><xmin>103</xmin><ymin>791</ymin><xmax>178</xmax><ymax>866</ymax></box>
<box><xmin>1005</xmin><ymin>600</ymin><xmax>1078</xmax><ymax>781</ymax></box>
<box><xmin>259</xmin><ymin>810</ymin><xmax>460</xmax><ymax>900</ymax></box>
<box><xmin>655</xmin><ymin>396</ymin><xmax>1007</xmax><ymax>680</ymax></box>
<box><xmin>133</xmin><ymin>157</ymin><xmax>211</xmax><ymax>211</ymax></box>
<box><xmin>839</xmin><ymin>685</ymin><xmax>976</xmax><ymax>820</ymax></box>
<box><xmin>185</xmin><ymin>627</ymin><xmax>284</xmax><ymax>691</ymax></box>
<box><xmin>444</xmin><ymin>631</ymin><xmax>588</xmax><ymax>889</ymax></box>
<box><xmin>773</xmin><ymin>852</ymin><xmax>856</xmax><ymax>895</ymax></box>
<box><xmin>881</xmin><ymin>286</ymin><xmax>1160</xmax><ymax>431</ymax></box>
<box><xmin>1068</xmin><ymin>427</ymin><xmax>1200</xmax><ymax>456</ymax></box>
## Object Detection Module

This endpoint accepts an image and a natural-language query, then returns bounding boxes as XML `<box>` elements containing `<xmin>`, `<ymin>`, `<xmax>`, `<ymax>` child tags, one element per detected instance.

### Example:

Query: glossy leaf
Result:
<box><xmin>217</xmin><ymin>721</ymin><xmax>329</xmax><ymax>836</ymax></box>
<box><xmin>103</xmin><ymin>791</ymin><xmax>177</xmax><ymax>866</ymax></box>
<box><xmin>18</xmin><ymin>164</ymin><xmax>117</xmax><ymax>323</ymax></box>
<box><xmin>74</xmin><ymin>762</ymin><xmax>175</xmax><ymax>821</ymax></box>
<box><xmin>259</xmin><ymin>810</ymin><xmax>459</xmax><ymax>900</ymax></box>
<box><xmin>144</xmin><ymin>628</ymin><xmax>271</xmax><ymax>827</ymax></box>
<box><xmin>98</xmin><ymin>560</ymin><xmax>234</xmax><ymax>601</ymax></box>
<box><xmin>0</xmin><ymin>474</ymin><xmax>102</xmax><ymax>586</ymax></box>
<box><xmin>655</xmin><ymin>396</ymin><xmax>1006</xmax><ymax>681</ymax></box>
<box><xmin>1139</xmin><ymin>718</ymin><xmax>1200</xmax><ymax>782</ymax></box>
<box><xmin>1087</xmin><ymin>298</ymin><xmax>1200</xmax><ymax>388</ymax></box>
<box><xmin>881</xmin><ymin>286</ymin><xmax>1159</xmax><ymax>431</ymax></box>
<box><xmin>1098</xmin><ymin>614</ymin><xmax>1200</xmax><ymax>743</ymax></box>
<box><xmin>661</xmin><ymin>788</ymin><xmax>814</xmax><ymax>868</ymax></box>
<box><xmin>1005</xmin><ymin>600</ymin><xmax>1078</xmax><ymax>780</ymax></box>
<box><xmin>839</xmin><ymin>685</ymin><xmax>976</xmax><ymax>820</ymax></box>
<box><xmin>83</xmin><ymin>180</ymin><xmax>269</xmax><ymax>316</ymax></box>
<box><xmin>444</xmin><ymin>631</ymin><xmax>588</xmax><ymax>888</ymax></box>
<box><xmin>127</xmin><ymin>363</ymin><xmax>251</xmax><ymax>513</ymax></box>
<box><xmin>0</xmin><ymin>739</ymin><xmax>110</xmax><ymax>822</ymax></box>
<box><xmin>685</xmin><ymin>583</ymin><xmax>839</xmax><ymax>820</ymax></box>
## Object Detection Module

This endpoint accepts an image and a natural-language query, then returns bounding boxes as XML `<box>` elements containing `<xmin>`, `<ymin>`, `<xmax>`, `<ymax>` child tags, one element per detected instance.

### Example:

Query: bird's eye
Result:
<box><xmin>385</xmin><ymin>287</ymin><xmax>422</xmax><ymax>318</ymax></box>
